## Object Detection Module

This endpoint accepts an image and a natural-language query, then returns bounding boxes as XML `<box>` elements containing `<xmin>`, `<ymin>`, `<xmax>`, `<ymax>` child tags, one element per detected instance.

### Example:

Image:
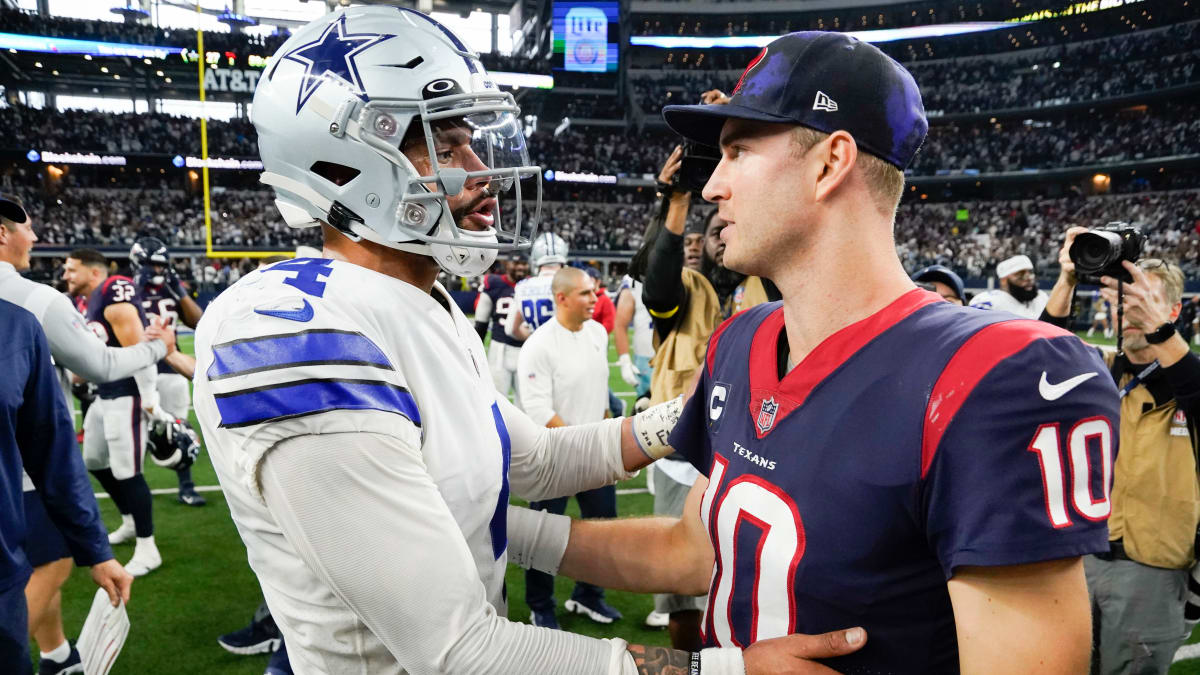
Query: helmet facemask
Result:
<box><xmin>351</xmin><ymin>91</ymin><xmax>542</xmax><ymax>276</ymax></box>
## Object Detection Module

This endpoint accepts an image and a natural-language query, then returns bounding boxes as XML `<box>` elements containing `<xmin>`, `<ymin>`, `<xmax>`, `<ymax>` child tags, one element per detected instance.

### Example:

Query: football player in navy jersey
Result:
<box><xmin>62</xmin><ymin>248</ymin><xmax>164</xmax><ymax>577</ymax></box>
<box><xmin>130</xmin><ymin>237</ymin><xmax>207</xmax><ymax>506</ymax></box>
<box><xmin>475</xmin><ymin>254</ymin><xmax>529</xmax><ymax>399</ymax></box>
<box><xmin>541</xmin><ymin>32</ymin><xmax>1120</xmax><ymax>673</ymax></box>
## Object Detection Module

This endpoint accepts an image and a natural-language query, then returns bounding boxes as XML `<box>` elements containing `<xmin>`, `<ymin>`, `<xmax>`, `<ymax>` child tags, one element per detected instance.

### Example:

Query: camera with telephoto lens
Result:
<box><xmin>673</xmin><ymin>142</ymin><xmax>722</xmax><ymax>193</ymax></box>
<box><xmin>1068</xmin><ymin>222</ymin><xmax>1146</xmax><ymax>284</ymax></box>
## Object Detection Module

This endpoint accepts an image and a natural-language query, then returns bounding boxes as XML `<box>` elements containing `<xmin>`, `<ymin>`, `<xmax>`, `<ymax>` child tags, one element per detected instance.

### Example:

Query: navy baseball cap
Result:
<box><xmin>662</xmin><ymin>31</ymin><xmax>928</xmax><ymax>170</ymax></box>
<box><xmin>912</xmin><ymin>264</ymin><xmax>966</xmax><ymax>302</ymax></box>
<box><xmin>0</xmin><ymin>193</ymin><xmax>28</xmax><ymax>224</ymax></box>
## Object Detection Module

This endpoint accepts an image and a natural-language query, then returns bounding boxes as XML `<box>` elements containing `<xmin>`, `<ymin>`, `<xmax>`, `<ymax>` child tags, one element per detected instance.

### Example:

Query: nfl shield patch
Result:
<box><xmin>756</xmin><ymin>397</ymin><xmax>779</xmax><ymax>435</ymax></box>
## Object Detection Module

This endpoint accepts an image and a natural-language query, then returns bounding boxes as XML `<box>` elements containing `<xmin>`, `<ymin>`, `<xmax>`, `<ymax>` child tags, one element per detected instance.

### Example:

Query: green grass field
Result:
<box><xmin>44</xmin><ymin>330</ymin><xmax>1200</xmax><ymax>673</ymax></box>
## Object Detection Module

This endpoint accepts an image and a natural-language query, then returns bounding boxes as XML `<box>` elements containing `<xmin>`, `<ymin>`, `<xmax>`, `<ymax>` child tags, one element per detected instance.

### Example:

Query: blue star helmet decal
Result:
<box><xmin>277</xmin><ymin>14</ymin><xmax>396</xmax><ymax>114</ymax></box>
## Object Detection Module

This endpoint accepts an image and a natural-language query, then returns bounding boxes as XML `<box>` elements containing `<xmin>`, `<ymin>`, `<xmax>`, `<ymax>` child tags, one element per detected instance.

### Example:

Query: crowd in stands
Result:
<box><xmin>8</xmin><ymin>98</ymin><xmax>1194</xmax><ymax>180</ymax></box>
<box><xmin>912</xmin><ymin>101</ymin><xmax>1200</xmax><ymax>174</ymax></box>
<box><xmin>896</xmin><ymin>189</ymin><xmax>1200</xmax><ymax>280</ymax></box>
<box><xmin>629</xmin><ymin>7</ymin><xmax>1194</xmax><ymax>68</ymax></box>
<box><xmin>12</xmin><ymin>180</ymin><xmax>1199</xmax><ymax>286</ymax></box>
<box><xmin>0</xmin><ymin>106</ymin><xmax>258</xmax><ymax>157</ymax></box>
<box><xmin>630</xmin><ymin>23</ymin><xmax>1198</xmax><ymax>116</ymax></box>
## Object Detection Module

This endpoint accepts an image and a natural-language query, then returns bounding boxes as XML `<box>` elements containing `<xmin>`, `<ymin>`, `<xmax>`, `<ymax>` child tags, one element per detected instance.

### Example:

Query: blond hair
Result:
<box><xmin>791</xmin><ymin>126</ymin><xmax>905</xmax><ymax>217</ymax></box>
<box><xmin>1139</xmin><ymin>259</ymin><xmax>1185</xmax><ymax>305</ymax></box>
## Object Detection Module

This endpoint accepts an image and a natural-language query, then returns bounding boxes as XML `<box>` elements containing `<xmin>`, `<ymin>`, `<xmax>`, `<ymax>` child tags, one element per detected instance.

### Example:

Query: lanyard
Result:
<box><xmin>1119</xmin><ymin>362</ymin><xmax>1160</xmax><ymax>399</ymax></box>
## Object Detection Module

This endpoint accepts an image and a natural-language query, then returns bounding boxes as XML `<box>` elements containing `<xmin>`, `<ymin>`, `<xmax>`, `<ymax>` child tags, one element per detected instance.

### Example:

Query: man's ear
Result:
<box><xmin>1171</xmin><ymin>301</ymin><xmax>1183</xmax><ymax>322</ymax></box>
<box><xmin>812</xmin><ymin>131</ymin><xmax>858</xmax><ymax>205</ymax></box>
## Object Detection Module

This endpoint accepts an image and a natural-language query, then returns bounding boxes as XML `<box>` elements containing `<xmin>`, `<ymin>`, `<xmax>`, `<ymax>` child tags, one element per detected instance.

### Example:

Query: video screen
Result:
<box><xmin>552</xmin><ymin>1</ymin><xmax>619</xmax><ymax>73</ymax></box>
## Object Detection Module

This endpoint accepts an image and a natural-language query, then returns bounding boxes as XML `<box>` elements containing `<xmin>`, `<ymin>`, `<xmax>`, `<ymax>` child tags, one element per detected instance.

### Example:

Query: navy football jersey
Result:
<box><xmin>480</xmin><ymin>274</ymin><xmax>522</xmax><ymax>347</ymax></box>
<box><xmin>138</xmin><ymin>282</ymin><xmax>179</xmax><ymax>374</ymax></box>
<box><xmin>85</xmin><ymin>276</ymin><xmax>149</xmax><ymax>398</ymax></box>
<box><xmin>670</xmin><ymin>289</ymin><xmax>1119</xmax><ymax>674</ymax></box>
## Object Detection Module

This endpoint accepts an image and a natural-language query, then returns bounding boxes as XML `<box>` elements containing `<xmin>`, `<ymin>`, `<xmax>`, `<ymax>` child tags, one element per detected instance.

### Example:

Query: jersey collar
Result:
<box><xmin>747</xmin><ymin>288</ymin><xmax>942</xmax><ymax>438</ymax></box>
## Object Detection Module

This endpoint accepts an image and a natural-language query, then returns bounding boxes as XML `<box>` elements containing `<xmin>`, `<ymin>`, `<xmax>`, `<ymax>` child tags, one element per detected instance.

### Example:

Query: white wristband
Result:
<box><xmin>631</xmin><ymin>394</ymin><xmax>684</xmax><ymax>460</ymax></box>
<box><xmin>506</xmin><ymin>504</ymin><xmax>571</xmax><ymax>575</ymax></box>
<box><xmin>699</xmin><ymin>647</ymin><xmax>745</xmax><ymax>675</ymax></box>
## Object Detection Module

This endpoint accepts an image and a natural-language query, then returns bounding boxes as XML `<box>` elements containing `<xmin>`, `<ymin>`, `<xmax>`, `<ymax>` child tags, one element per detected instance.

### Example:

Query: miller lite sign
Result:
<box><xmin>564</xmin><ymin>6</ymin><xmax>607</xmax><ymax>73</ymax></box>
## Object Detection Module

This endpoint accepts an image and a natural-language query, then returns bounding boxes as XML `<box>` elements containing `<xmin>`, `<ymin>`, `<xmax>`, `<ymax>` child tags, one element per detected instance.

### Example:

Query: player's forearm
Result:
<box><xmin>179</xmin><ymin>295</ymin><xmax>203</xmax><ymax>328</ymax></box>
<box><xmin>43</xmin><ymin>298</ymin><xmax>164</xmax><ymax>383</ymax></box>
<box><xmin>503</xmin><ymin>398</ymin><xmax>635</xmax><ymax>500</ymax></box>
<box><xmin>614</xmin><ymin>325</ymin><xmax>631</xmax><ymax>356</ymax></box>
<box><xmin>1043</xmin><ymin>275</ymin><xmax>1076</xmax><ymax>318</ymax></box>
<box><xmin>560</xmin><ymin>516</ymin><xmax>711</xmax><ymax>595</ymax></box>
<box><xmin>164</xmin><ymin>351</ymin><xmax>196</xmax><ymax>380</ymax></box>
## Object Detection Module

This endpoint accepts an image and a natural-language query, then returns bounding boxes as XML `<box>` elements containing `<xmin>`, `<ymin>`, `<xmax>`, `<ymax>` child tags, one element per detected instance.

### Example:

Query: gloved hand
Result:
<box><xmin>163</xmin><ymin>265</ymin><xmax>187</xmax><ymax>301</ymax></box>
<box><xmin>617</xmin><ymin>353</ymin><xmax>640</xmax><ymax>388</ymax></box>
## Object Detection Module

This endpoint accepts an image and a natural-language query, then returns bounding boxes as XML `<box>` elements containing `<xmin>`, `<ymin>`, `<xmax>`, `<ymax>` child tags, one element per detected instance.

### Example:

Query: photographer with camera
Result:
<box><xmin>628</xmin><ymin>89</ymin><xmax>778</xmax><ymax>648</ymax></box>
<box><xmin>1044</xmin><ymin>225</ymin><xmax>1200</xmax><ymax>675</ymax></box>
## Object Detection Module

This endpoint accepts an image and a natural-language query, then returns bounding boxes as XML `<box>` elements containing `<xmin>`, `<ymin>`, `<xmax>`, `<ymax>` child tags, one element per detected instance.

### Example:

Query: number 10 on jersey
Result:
<box><xmin>1027</xmin><ymin>417</ymin><xmax>1114</xmax><ymax>528</ymax></box>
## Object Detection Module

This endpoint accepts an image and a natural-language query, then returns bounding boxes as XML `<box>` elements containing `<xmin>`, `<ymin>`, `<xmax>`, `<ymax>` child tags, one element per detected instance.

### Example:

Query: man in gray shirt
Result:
<box><xmin>0</xmin><ymin>193</ymin><xmax>171</xmax><ymax>673</ymax></box>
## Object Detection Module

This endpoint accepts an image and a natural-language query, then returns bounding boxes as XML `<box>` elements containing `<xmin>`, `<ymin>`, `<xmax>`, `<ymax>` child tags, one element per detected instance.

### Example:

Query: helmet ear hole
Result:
<box><xmin>310</xmin><ymin>161</ymin><xmax>362</xmax><ymax>187</ymax></box>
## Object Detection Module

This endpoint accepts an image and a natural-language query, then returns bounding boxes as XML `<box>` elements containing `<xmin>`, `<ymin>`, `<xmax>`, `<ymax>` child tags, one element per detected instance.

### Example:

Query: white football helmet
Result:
<box><xmin>252</xmin><ymin>5</ymin><xmax>542</xmax><ymax>276</ymax></box>
<box><xmin>530</xmin><ymin>232</ymin><xmax>569</xmax><ymax>271</ymax></box>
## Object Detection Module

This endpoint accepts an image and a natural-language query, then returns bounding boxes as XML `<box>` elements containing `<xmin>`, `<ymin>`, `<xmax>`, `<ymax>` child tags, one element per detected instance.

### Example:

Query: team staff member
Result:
<box><xmin>1045</xmin><ymin>227</ymin><xmax>1200</xmax><ymax>675</ymax></box>
<box><xmin>912</xmin><ymin>264</ymin><xmax>966</xmax><ymax>305</ymax></box>
<box><xmin>0</xmin><ymin>194</ymin><xmax>166</xmax><ymax>673</ymax></box>
<box><xmin>0</xmin><ymin>298</ymin><xmax>133</xmax><ymax>674</ymax></box>
<box><xmin>518</xmin><ymin>267</ymin><xmax>623</xmax><ymax>628</ymax></box>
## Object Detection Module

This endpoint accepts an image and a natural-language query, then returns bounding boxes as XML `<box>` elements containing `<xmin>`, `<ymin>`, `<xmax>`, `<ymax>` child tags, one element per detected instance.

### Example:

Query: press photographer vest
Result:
<box><xmin>1103</xmin><ymin>350</ymin><xmax>1200</xmax><ymax>569</ymax></box>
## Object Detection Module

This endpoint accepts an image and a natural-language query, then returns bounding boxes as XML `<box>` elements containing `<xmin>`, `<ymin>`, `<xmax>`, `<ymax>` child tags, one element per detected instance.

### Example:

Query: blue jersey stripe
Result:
<box><xmin>489</xmin><ymin>402</ymin><xmax>511</xmax><ymax>560</ymax></box>
<box><xmin>208</xmin><ymin>329</ymin><xmax>392</xmax><ymax>380</ymax></box>
<box><xmin>215</xmin><ymin>378</ymin><xmax>420</xmax><ymax>429</ymax></box>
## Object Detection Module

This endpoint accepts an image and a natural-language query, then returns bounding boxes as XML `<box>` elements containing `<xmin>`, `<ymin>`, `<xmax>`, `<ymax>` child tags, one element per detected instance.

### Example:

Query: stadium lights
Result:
<box><xmin>34</xmin><ymin>61</ymin><xmax>41</xmax><ymax>68</ymax></box>
<box><xmin>156</xmin><ymin>70</ymin><xmax>164</xmax><ymax>76</ymax></box>
<box><xmin>629</xmin><ymin>22</ymin><xmax>1023</xmax><ymax>48</ymax></box>
<box><xmin>143</xmin><ymin>58</ymin><xmax>152</xmax><ymax>64</ymax></box>
<box><xmin>101</xmin><ymin>66</ymin><xmax>109</xmax><ymax>73</ymax></box>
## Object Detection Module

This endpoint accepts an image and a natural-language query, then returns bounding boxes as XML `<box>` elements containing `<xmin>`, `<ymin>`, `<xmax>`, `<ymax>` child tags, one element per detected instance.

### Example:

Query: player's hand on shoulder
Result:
<box><xmin>742</xmin><ymin>628</ymin><xmax>867</xmax><ymax>674</ymax></box>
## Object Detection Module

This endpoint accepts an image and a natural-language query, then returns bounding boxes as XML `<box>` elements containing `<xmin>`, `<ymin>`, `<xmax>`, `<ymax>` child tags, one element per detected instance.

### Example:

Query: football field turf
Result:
<box><xmin>47</xmin><ymin>331</ymin><xmax>1200</xmax><ymax>673</ymax></box>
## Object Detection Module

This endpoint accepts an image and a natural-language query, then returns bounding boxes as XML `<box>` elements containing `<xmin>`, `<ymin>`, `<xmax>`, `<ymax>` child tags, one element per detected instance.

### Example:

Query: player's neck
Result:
<box><xmin>772</xmin><ymin>237</ymin><xmax>915</xmax><ymax>365</ymax></box>
<box><xmin>555</xmin><ymin>312</ymin><xmax>583</xmax><ymax>332</ymax></box>
<box><xmin>321</xmin><ymin>224</ymin><xmax>440</xmax><ymax>292</ymax></box>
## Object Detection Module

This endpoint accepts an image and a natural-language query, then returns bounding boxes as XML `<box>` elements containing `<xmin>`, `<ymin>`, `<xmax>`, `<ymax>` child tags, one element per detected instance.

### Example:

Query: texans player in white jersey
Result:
<box><xmin>191</xmin><ymin>8</ymin><xmax>853</xmax><ymax>674</ymax></box>
<box><xmin>505</xmin><ymin>232</ymin><xmax>569</xmax><ymax>343</ymax></box>
<box><xmin>130</xmin><ymin>236</ymin><xmax>208</xmax><ymax>506</ymax></box>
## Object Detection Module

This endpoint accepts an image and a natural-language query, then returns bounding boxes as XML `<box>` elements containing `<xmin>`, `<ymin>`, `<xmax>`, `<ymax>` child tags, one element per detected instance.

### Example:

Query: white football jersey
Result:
<box><xmin>192</xmin><ymin>258</ymin><xmax>510</xmax><ymax>650</ymax></box>
<box><xmin>619</xmin><ymin>275</ymin><xmax>654</xmax><ymax>359</ymax></box>
<box><xmin>968</xmin><ymin>287</ymin><xmax>1049</xmax><ymax>319</ymax></box>
<box><xmin>512</xmin><ymin>269</ymin><xmax>557</xmax><ymax>332</ymax></box>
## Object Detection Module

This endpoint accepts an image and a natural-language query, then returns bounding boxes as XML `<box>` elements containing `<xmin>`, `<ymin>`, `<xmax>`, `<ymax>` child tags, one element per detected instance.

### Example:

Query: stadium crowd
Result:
<box><xmin>6</xmin><ymin>98</ymin><xmax>1196</xmax><ymax>179</ymax></box>
<box><xmin>631</xmin><ymin>24</ymin><xmax>1199</xmax><ymax>115</ymax></box>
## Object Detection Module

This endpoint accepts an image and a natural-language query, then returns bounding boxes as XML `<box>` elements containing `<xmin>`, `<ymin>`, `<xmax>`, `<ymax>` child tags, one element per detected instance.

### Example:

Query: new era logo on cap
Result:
<box><xmin>813</xmin><ymin>91</ymin><xmax>838</xmax><ymax>112</ymax></box>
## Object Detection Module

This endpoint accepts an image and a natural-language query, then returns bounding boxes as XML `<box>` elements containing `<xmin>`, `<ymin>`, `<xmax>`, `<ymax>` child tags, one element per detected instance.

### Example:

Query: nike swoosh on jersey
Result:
<box><xmin>254</xmin><ymin>298</ymin><xmax>314</xmax><ymax>322</ymax></box>
<box><xmin>1038</xmin><ymin>371</ymin><xmax>1099</xmax><ymax>401</ymax></box>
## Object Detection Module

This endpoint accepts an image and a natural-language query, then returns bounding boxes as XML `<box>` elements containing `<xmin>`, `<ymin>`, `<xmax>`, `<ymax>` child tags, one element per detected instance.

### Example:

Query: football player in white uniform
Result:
<box><xmin>505</xmin><ymin>231</ymin><xmax>569</xmax><ymax>342</ymax></box>
<box><xmin>193</xmin><ymin>8</ymin><xmax>856</xmax><ymax>674</ymax></box>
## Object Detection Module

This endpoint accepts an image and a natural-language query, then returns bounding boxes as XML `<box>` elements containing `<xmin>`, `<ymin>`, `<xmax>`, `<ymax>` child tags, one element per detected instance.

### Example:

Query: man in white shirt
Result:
<box><xmin>518</xmin><ymin>267</ymin><xmax>621</xmax><ymax>629</ymax></box>
<box><xmin>969</xmin><ymin>254</ymin><xmax>1049</xmax><ymax>318</ymax></box>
